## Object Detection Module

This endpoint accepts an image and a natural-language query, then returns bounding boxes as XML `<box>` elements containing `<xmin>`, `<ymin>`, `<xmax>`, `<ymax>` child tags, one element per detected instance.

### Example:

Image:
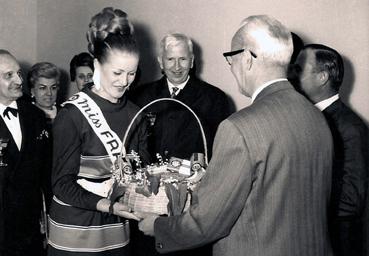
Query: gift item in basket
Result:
<box><xmin>120</xmin><ymin>184</ymin><xmax>169</xmax><ymax>215</ymax></box>
<box><xmin>109</xmin><ymin>98</ymin><xmax>209</xmax><ymax>215</ymax></box>
<box><xmin>113</xmin><ymin>152</ymin><xmax>206</xmax><ymax>215</ymax></box>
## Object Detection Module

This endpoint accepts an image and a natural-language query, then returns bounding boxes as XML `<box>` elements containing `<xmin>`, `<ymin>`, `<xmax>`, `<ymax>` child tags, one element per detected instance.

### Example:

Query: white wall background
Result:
<box><xmin>1</xmin><ymin>0</ymin><xmax>368</xmax><ymax>123</ymax></box>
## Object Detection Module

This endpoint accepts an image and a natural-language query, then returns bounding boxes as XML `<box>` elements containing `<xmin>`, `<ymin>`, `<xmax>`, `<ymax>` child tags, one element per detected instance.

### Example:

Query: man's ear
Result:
<box><xmin>243</xmin><ymin>51</ymin><xmax>253</xmax><ymax>70</ymax></box>
<box><xmin>190</xmin><ymin>55</ymin><xmax>194</xmax><ymax>69</ymax></box>
<box><xmin>157</xmin><ymin>56</ymin><xmax>164</xmax><ymax>70</ymax></box>
<box><xmin>319</xmin><ymin>70</ymin><xmax>330</xmax><ymax>85</ymax></box>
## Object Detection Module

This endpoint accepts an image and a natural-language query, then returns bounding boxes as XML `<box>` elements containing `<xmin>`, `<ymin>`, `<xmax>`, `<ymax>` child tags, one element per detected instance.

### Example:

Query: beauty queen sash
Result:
<box><xmin>63</xmin><ymin>92</ymin><xmax>123</xmax><ymax>197</ymax></box>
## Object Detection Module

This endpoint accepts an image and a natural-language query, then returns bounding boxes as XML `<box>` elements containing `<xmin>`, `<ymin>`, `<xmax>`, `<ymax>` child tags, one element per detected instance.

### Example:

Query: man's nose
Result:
<box><xmin>15</xmin><ymin>73</ymin><xmax>23</xmax><ymax>84</ymax></box>
<box><xmin>175</xmin><ymin>60</ymin><xmax>181</xmax><ymax>70</ymax></box>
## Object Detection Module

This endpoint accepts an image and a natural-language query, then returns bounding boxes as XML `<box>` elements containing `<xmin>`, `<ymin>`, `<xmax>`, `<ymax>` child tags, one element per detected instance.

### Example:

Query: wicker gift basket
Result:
<box><xmin>108</xmin><ymin>98</ymin><xmax>208</xmax><ymax>216</ymax></box>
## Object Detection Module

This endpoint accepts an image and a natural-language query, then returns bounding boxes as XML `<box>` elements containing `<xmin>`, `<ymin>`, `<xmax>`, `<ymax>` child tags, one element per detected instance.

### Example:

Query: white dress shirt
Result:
<box><xmin>251</xmin><ymin>78</ymin><xmax>288</xmax><ymax>103</ymax></box>
<box><xmin>167</xmin><ymin>76</ymin><xmax>190</xmax><ymax>97</ymax></box>
<box><xmin>314</xmin><ymin>94</ymin><xmax>339</xmax><ymax>112</ymax></box>
<box><xmin>0</xmin><ymin>101</ymin><xmax>22</xmax><ymax>150</ymax></box>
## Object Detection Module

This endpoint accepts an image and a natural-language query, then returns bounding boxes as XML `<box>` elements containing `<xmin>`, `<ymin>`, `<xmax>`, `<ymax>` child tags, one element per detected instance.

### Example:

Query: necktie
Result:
<box><xmin>171</xmin><ymin>87</ymin><xmax>179</xmax><ymax>98</ymax></box>
<box><xmin>3</xmin><ymin>107</ymin><xmax>18</xmax><ymax>119</ymax></box>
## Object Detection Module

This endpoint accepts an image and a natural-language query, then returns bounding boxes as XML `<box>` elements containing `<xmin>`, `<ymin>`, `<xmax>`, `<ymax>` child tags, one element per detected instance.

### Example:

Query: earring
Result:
<box><xmin>92</xmin><ymin>67</ymin><xmax>101</xmax><ymax>90</ymax></box>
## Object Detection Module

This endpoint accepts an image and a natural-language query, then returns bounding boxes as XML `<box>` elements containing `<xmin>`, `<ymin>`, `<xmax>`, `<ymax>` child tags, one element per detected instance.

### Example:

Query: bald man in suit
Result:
<box><xmin>138</xmin><ymin>16</ymin><xmax>334</xmax><ymax>256</ymax></box>
<box><xmin>0</xmin><ymin>50</ymin><xmax>50</xmax><ymax>255</ymax></box>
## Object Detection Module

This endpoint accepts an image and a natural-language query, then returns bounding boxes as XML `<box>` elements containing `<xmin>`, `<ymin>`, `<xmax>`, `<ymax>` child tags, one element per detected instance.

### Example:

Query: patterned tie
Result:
<box><xmin>3</xmin><ymin>107</ymin><xmax>18</xmax><ymax>119</ymax></box>
<box><xmin>171</xmin><ymin>87</ymin><xmax>179</xmax><ymax>98</ymax></box>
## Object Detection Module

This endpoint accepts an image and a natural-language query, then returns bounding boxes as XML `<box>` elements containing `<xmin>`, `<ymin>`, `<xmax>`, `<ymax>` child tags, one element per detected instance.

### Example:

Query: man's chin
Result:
<box><xmin>168</xmin><ymin>78</ymin><xmax>186</xmax><ymax>85</ymax></box>
<box><xmin>11</xmin><ymin>91</ymin><xmax>23</xmax><ymax>100</ymax></box>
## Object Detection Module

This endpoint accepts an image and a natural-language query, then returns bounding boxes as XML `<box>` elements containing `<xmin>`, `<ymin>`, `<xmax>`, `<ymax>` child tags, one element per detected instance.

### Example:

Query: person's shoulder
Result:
<box><xmin>129</xmin><ymin>78</ymin><xmax>166</xmax><ymax>106</ymax></box>
<box><xmin>134</xmin><ymin>78</ymin><xmax>165</xmax><ymax>93</ymax></box>
<box><xmin>54</xmin><ymin>101</ymin><xmax>85</xmax><ymax>126</ymax></box>
<box><xmin>192</xmin><ymin>77</ymin><xmax>225</xmax><ymax>94</ymax></box>
<box><xmin>125</xmin><ymin>98</ymin><xmax>141</xmax><ymax>112</ymax></box>
<box><xmin>17</xmin><ymin>97</ymin><xmax>44</xmax><ymax>118</ymax></box>
<box><xmin>224</xmin><ymin>107</ymin><xmax>255</xmax><ymax>129</ymax></box>
<box><xmin>333</xmin><ymin>101</ymin><xmax>368</xmax><ymax>134</ymax></box>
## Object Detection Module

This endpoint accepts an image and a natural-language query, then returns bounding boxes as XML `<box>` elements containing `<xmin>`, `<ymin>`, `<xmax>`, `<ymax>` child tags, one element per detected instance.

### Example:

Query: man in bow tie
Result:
<box><xmin>0</xmin><ymin>49</ymin><xmax>50</xmax><ymax>255</ymax></box>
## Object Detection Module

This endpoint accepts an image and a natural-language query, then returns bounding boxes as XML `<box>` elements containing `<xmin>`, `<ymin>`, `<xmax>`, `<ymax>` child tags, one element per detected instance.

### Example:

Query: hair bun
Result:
<box><xmin>87</xmin><ymin>7</ymin><xmax>134</xmax><ymax>55</ymax></box>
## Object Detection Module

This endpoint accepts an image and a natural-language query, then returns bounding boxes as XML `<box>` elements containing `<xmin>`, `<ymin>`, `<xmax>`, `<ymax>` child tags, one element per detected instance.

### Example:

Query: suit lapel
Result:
<box><xmin>175</xmin><ymin>76</ymin><xmax>199</xmax><ymax>106</ymax></box>
<box><xmin>19</xmin><ymin>105</ymin><xmax>26</xmax><ymax>152</ymax></box>
<box><xmin>157</xmin><ymin>78</ymin><xmax>171</xmax><ymax>98</ymax></box>
<box><xmin>323</xmin><ymin>99</ymin><xmax>341</xmax><ymax>116</ymax></box>
<box><xmin>12</xmin><ymin>100</ymin><xmax>31</xmax><ymax>171</ymax></box>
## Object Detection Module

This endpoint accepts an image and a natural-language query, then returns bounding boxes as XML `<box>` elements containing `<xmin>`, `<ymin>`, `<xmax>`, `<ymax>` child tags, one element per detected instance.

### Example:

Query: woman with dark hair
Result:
<box><xmin>69</xmin><ymin>52</ymin><xmax>94</xmax><ymax>91</ymax></box>
<box><xmin>28</xmin><ymin>62</ymin><xmax>60</xmax><ymax>124</ymax></box>
<box><xmin>28</xmin><ymin>62</ymin><xmax>59</xmax><ymax>252</ymax></box>
<box><xmin>48</xmin><ymin>7</ymin><xmax>149</xmax><ymax>255</ymax></box>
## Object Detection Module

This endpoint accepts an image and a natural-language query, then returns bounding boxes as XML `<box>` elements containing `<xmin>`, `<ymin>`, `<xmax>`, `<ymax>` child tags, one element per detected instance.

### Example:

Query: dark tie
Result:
<box><xmin>3</xmin><ymin>107</ymin><xmax>18</xmax><ymax>119</ymax></box>
<box><xmin>171</xmin><ymin>87</ymin><xmax>179</xmax><ymax>98</ymax></box>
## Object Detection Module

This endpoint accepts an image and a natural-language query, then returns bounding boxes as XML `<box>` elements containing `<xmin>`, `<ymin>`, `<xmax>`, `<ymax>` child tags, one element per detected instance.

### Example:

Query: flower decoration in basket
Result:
<box><xmin>107</xmin><ymin>98</ymin><xmax>209</xmax><ymax>216</ymax></box>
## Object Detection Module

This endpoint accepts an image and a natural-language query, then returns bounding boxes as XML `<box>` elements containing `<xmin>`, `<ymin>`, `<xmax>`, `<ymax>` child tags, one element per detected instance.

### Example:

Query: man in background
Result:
<box><xmin>130</xmin><ymin>33</ymin><xmax>230</xmax><ymax>161</ymax></box>
<box><xmin>0</xmin><ymin>50</ymin><xmax>50</xmax><ymax>255</ymax></box>
<box><xmin>138</xmin><ymin>15</ymin><xmax>334</xmax><ymax>256</ymax></box>
<box><xmin>130</xmin><ymin>32</ymin><xmax>230</xmax><ymax>256</ymax></box>
<box><xmin>294</xmin><ymin>44</ymin><xmax>369</xmax><ymax>256</ymax></box>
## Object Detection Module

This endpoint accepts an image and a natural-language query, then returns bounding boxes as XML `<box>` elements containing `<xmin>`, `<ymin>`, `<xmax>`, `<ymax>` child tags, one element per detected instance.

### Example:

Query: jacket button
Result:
<box><xmin>156</xmin><ymin>242</ymin><xmax>163</xmax><ymax>249</ymax></box>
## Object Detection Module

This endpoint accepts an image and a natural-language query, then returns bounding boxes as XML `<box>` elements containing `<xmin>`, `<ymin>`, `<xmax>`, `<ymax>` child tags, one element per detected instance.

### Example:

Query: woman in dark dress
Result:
<box><xmin>47</xmin><ymin>7</ymin><xmax>149</xmax><ymax>255</ymax></box>
<box><xmin>28</xmin><ymin>62</ymin><xmax>61</xmax><ymax>250</ymax></box>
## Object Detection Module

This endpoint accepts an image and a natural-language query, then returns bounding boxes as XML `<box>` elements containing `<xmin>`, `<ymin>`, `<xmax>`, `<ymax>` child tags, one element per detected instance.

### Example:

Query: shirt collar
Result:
<box><xmin>314</xmin><ymin>94</ymin><xmax>339</xmax><ymax>111</ymax></box>
<box><xmin>251</xmin><ymin>78</ymin><xmax>288</xmax><ymax>103</ymax></box>
<box><xmin>167</xmin><ymin>76</ymin><xmax>190</xmax><ymax>93</ymax></box>
<box><xmin>0</xmin><ymin>101</ymin><xmax>18</xmax><ymax>113</ymax></box>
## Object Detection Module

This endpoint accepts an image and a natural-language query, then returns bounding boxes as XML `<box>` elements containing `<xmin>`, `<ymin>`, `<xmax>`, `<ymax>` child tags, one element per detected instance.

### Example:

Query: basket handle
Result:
<box><xmin>121</xmin><ymin>97</ymin><xmax>209</xmax><ymax>166</ymax></box>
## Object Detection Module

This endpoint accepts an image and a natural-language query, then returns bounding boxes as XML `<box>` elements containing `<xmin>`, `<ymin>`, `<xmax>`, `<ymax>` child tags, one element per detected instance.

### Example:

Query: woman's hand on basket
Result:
<box><xmin>96</xmin><ymin>198</ymin><xmax>140</xmax><ymax>221</ymax></box>
<box><xmin>113</xmin><ymin>202</ymin><xmax>141</xmax><ymax>221</ymax></box>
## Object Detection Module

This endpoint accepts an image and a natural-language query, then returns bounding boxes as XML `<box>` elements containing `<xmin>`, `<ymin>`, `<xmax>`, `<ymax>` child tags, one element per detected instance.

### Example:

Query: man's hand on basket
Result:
<box><xmin>137</xmin><ymin>212</ymin><xmax>159</xmax><ymax>236</ymax></box>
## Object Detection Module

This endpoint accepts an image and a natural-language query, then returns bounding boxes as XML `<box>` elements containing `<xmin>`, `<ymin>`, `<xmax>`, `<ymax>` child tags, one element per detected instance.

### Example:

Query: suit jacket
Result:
<box><xmin>154</xmin><ymin>81</ymin><xmax>334</xmax><ymax>256</ymax></box>
<box><xmin>130</xmin><ymin>76</ymin><xmax>230</xmax><ymax>160</ymax></box>
<box><xmin>323</xmin><ymin>99</ymin><xmax>369</xmax><ymax>256</ymax></box>
<box><xmin>0</xmin><ymin>98</ymin><xmax>50</xmax><ymax>255</ymax></box>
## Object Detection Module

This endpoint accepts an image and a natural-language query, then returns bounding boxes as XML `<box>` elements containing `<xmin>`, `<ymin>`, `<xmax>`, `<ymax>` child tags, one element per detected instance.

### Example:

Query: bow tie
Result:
<box><xmin>3</xmin><ymin>107</ymin><xmax>18</xmax><ymax>119</ymax></box>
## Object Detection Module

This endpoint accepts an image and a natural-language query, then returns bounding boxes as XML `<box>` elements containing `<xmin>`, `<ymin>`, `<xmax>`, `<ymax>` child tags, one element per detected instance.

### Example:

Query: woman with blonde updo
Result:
<box><xmin>47</xmin><ymin>7</ymin><xmax>149</xmax><ymax>255</ymax></box>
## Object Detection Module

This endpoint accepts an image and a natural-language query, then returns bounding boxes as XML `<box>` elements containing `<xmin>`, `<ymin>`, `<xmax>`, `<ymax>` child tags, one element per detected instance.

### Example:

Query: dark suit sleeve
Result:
<box><xmin>201</xmin><ymin>90</ymin><xmax>231</xmax><ymax>159</ymax></box>
<box><xmin>337</xmin><ymin>122</ymin><xmax>369</xmax><ymax>217</ymax></box>
<box><xmin>154</xmin><ymin>119</ymin><xmax>254</xmax><ymax>253</ymax></box>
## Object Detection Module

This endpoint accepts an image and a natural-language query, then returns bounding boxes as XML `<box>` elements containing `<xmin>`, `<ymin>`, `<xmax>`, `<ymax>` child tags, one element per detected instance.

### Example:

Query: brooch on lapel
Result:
<box><xmin>36</xmin><ymin>129</ymin><xmax>49</xmax><ymax>140</ymax></box>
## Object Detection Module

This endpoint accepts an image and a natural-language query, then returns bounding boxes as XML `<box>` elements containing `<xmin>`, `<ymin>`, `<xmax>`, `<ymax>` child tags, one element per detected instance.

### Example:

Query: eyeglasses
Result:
<box><xmin>223</xmin><ymin>49</ymin><xmax>257</xmax><ymax>66</ymax></box>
